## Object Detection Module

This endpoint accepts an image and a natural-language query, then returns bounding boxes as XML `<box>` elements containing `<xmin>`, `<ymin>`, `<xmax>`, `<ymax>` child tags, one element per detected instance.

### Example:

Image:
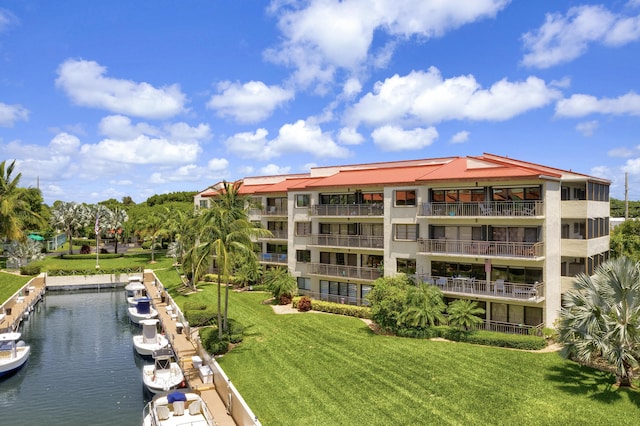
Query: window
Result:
<box><xmin>296</xmin><ymin>250</ymin><xmax>311</xmax><ymax>263</ymax></box>
<box><xmin>395</xmin><ymin>190</ymin><xmax>416</xmax><ymax>206</ymax></box>
<box><xmin>297</xmin><ymin>277</ymin><xmax>311</xmax><ymax>290</ymax></box>
<box><xmin>296</xmin><ymin>194</ymin><xmax>310</xmax><ymax>208</ymax></box>
<box><xmin>394</xmin><ymin>224</ymin><xmax>419</xmax><ymax>241</ymax></box>
<box><xmin>295</xmin><ymin>222</ymin><xmax>311</xmax><ymax>236</ymax></box>
<box><xmin>397</xmin><ymin>258</ymin><xmax>416</xmax><ymax>275</ymax></box>
<box><xmin>199</xmin><ymin>200</ymin><xmax>208</xmax><ymax>209</ymax></box>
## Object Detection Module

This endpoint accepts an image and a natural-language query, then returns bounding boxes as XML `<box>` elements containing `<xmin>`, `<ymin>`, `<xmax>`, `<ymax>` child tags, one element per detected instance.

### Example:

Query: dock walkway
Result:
<box><xmin>0</xmin><ymin>275</ymin><xmax>46</xmax><ymax>333</ymax></box>
<box><xmin>142</xmin><ymin>272</ymin><xmax>236</xmax><ymax>426</ymax></box>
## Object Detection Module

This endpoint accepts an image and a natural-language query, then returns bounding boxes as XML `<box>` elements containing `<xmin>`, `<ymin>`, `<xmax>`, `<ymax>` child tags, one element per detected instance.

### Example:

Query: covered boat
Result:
<box><xmin>142</xmin><ymin>390</ymin><xmax>215</xmax><ymax>425</ymax></box>
<box><xmin>128</xmin><ymin>298</ymin><xmax>158</xmax><ymax>325</ymax></box>
<box><xmin>0</xmin><ymin>332</ymin><xmax>30</xmax><ymax>378</ymax></box>
<box><xmin>133</xmin><ymin>319</ymin><xmax>169</xmax><ymax>357</ymax></box>
<box><xmin>142</xmin><ymin>348</ymin><xmax>184</xmax><ymax>394</ymax></box>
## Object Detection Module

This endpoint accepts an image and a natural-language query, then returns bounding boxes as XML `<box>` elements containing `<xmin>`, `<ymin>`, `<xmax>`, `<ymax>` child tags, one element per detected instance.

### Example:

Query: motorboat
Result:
<box><xmin>128</xmin><ymin>298</ymin><xmax>158</xmax><ymax>325</ymax></box>
<box><xmin>0</xmin><ymin>332</ymin><xmax>30</xmax><ymax>378</ymax></box>
<box><xmin>142</xmin><ymin>390</ymin><xmax>215</xmax><ymax>425</ymax></box>
<box><xmin>125</xmin><ymin>278</ymin><xmax>147</xmax><ymax>307</ymax></box>
<box><xmin>133</xmin><ymin>319</ymin><xmax>169</xmax><ymax>357</ymax></box>
<box><xmin>142</xmin><ymin>348</ymin><xmax>185</xmax><ymax>394</ymax></box>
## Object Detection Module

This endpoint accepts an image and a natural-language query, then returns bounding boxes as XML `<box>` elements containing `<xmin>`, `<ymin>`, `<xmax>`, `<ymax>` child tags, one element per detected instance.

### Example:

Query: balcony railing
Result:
<box><xmin>417</xmin><ymin>239</ymin><xmax>544</xmax><ymax>259</ymax></box>
<box><xmin>308</xmin><ymin>234</ymin><xmax>384</xmax><ymax>249</ymax></box>
<box><xmin>298</xmin><ymin>289</ymin><xmax>365</xmax><ymax>306</ymax></box>
<box><xmin>413</xmin><ymin>275</ymin><xmax>545</xmax><ymax>301</ymax></box>
<box><xmin>472</xmin><ymin>319</ymin><xmax>544</xmax><ymax>336</ymax></box>
<box><xmin>260</xmin><ymin>253</ymin><xmax>288</xmax><ymax>264</ymax></box>
<box><xmin>310</xmin><ymin>204</ymin><xmax>384</xmax><ymax>216</ymax></box>
<box><xmin>419</xmin><ymin>201</ymin><xmax>543</xmax><ymax>217</ymax></box>
<box><xmin>259</xmin><ymin>229</ymin><xmax>288</xmax><ymax>240</ymax></box>
<box><xmin>249</xmin><ymin>207</ymin><xmax>288</xmax><ymax>216</ymax></box>
<box><xmin>309</xmin><ymin>263</ymin><xmax>382</xmax><ymax>281</ymax></box>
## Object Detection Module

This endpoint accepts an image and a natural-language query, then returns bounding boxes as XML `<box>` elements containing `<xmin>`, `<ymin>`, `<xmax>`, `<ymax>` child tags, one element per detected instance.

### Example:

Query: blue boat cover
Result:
<box><xmin>167</xmin><ymin>391</ymin><xmax>187</xmax><ymax>403</ymax></box>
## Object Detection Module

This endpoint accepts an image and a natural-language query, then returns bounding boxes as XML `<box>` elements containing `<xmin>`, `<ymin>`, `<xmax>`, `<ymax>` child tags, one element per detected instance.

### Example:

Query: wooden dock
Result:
<box><xmin>142</xmin><ymin>272</ymin><xmax>237</xmax><ymax>426</ymax></box>
<box><xmin>0</xmin><ymin>275</ymin><xmax>46</xmax><ymax>333</ymax></box>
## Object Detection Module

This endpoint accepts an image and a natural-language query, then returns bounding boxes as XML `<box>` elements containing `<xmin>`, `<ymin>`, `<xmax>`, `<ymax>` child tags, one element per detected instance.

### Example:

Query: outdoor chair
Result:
<box><xmin>494</xmin><ymin>279</ymin><xmax>505</xmax><ymax>295</ymax></box>
<box><xmin>436</xmin><ymin>277</ymin><xmax>447</xmax><ymax>289</ymax></box>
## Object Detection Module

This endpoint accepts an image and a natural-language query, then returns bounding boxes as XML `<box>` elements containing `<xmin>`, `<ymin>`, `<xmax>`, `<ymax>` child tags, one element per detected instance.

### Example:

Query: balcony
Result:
<box><xmin>414</xmin><ymin>275</ymin><xmax>545</xmax><ymax>302</ymax></box>
<box><xmin>308</xmin><ymin>234</ymin><xmax>384</xmax><ymax>250</ymax></box>
<box><xmin>259</xmin><ymin>229</ymin><xmax>288</xmax><ymax>240</ymax></box>
<box><xmin>310</xmin><ymin>204</ymin><xmax>384</xmax><ymax>217</ymax></box>
<box><xmin>419</xmin><ymin>201</ymin><xmax>543</xmax><ymax>217</ymax></box>
<box><xmin>260</xmin><ymin>253</ymin><xmax>288</xmax><ymax>264</ymax></box>
<box><xmin>417</xmin><ymin>239</ymin><xmax>544</xmax><ymax>259</ymax></box>
<box><xmin>249</xmin><ymin>207</ymin><xmax>288</xmax><ymax>216</ymax></box>
<box><xmin>309</xmin><ymin>263</ymin><xmax>382</xmax><ymax>281</ymax></box>
<box><xmin>472</xmin><ymin>319</ymin><xmax>544</xmax><ymax>336</ymax></box>
<box><xmin>298</xmin><ymin>289</ymin><xmax>365</xmax><ymax>306</ymax></box>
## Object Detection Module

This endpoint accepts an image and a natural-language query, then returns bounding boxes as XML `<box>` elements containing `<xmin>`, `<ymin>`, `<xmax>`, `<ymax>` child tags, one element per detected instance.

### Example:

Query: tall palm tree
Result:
<box><xmin>101</xmin><ymin>206</ymin><xmax>129</xmax><ymax>253</ymax></box>
<box><xmin>558</xmin><ymin>256</ymin><xmax>640</xmax><ymax>387</ymax></box>
<box><xmin>193</xmin><ymin>181</ymin><xmax>271</xmax><ymax>336</ymax></box>
<box><xmin>136</xmin><ymin>208</ymin><xmax>170</xmax><ymax>262</ymax></box>
<box><xmin>0</xmin><ymin>160</ymin><xmax>43</xmax><ymax>241</ymax></box>
<box><xmin>50</xmin><ymin>201</ymin><xmax>89</xmax><ymax>254</ymax></box>
<box><xmin>397</xmin><ymin>283</ymin><xmax>446</xmax><ymax>329</ymax></box>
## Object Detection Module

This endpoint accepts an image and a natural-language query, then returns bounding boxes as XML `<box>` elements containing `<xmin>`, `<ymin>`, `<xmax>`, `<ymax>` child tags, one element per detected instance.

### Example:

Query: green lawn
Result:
<box><xmin>0</xmin><ymin>272</ymin><xmax>32</xmax><ymax>302</ymax></box>
<box><xmin>168</xmin><ymin>287</ymin><xmax>640</xmax><ymax>426</ymax></box>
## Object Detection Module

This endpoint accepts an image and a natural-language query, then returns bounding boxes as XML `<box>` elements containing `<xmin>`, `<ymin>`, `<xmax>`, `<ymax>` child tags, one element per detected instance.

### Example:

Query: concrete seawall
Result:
<box><xmin>45</xmin><ymin>273</ymin><xmax>144</xmax><ymax>291</ymax></box>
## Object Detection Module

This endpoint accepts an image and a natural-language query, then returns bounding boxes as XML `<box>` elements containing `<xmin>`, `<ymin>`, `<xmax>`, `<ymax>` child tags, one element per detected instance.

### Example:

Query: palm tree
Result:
<box><xmin>50</xmin><ymin>201</ymin><xmax>89</xmax><ymax>254</ymax></box>
<box><xmin>136</xmin><ymin>208</ymin><xmax>170</xmax><ymax>262</ymax></box>
<box><xmin>0</xmin><ymin>160</ymin><xmax>43</xmax><ymax>241</ymax></box>
<box><xmin>397</xmin><ymin>283</ymin><xmax>446</xmax><ymax>329</ymax></box>
<box><xmin>446</xmin><ymin>299</ymin><xmax>485</xmax><ymax>331</ymax></box>
<box><xmin>264</xmin><ymin>267</ymin><xmax>297</xmax><ymax>304</ymax></box>
<box><xmin>558</xmin><ymin>256</ymin><xmax>640</xmax><ymax>387</ymax></box>
<box><xmin>192</xmin><ymin>181</ymin><xmax>271</xmax><ymax>336</ymax></box>
<box><xmin>101</xmin><ymin>206</ymin><xmax>129</xmax><ymax>253</ymax></box>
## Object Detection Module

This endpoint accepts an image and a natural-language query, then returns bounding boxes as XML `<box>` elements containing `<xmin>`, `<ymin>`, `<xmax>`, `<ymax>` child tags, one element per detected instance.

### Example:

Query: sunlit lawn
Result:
<box><xmin>0</xmin><ymin>272</ymin><xmax>32</xmax><ymax>302</ymax></box>
<box><xmin>167</xmin><ymin>285</ymin><xmax>640</xmax><ymax>426</ymax></box>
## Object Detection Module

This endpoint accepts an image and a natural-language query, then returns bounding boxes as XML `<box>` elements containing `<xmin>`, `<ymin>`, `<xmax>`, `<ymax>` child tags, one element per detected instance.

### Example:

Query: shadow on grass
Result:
<box><xmin>546</xmin><ymin>361</ymin><xmax>640</xmax><ymax>406</ymax></box>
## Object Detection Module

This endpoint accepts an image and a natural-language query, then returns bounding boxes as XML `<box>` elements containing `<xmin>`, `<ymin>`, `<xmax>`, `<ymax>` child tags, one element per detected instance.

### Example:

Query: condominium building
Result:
<box><xmin>195</xmin><ymin>153</ymin><xmax>610</xmax><ymax>334</ymax></box>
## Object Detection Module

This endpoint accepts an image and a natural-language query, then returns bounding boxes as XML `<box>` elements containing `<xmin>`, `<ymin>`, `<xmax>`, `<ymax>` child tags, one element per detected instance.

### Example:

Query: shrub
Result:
<box><xmin>80</xmin><ymin>245</ymin><xmax>91</xmax><ymax>254</ymax></box>
<box><xmin>202</xmin><ymin>274</ymin><xmax>217</xmax><ymax>282</ymax></box>
<box><xmin>226</xmin><ymin>318</ymin><xmax>245</xmax><ymax>344</ymax></box>
<box><xmin>199</xmin><ymin>326</ymin><xmax>229</xmax><ymax>355</ymax></box>
<box><xmin>20</xmin><ymin>264</ymin><xmax>41</xmax><ymax>276</ymax></box>
<box><xmin>248</xmin><ymin>284</ymin><xmax>269</xmax><ymax>292</ymax></box>
<box><xmin>297</xmin><ymin>296</ymin><xmax>312</xmax><ymax>312</ymax></box>
<box><xmin>185</xmin><ymin>306</ymin><xmax>217</xmax><ymax>327</ymax></box>
<box><xmin>442</xmin><ymin>328</ymin><xmax>546</xmax><ymax>350</ymax></box>
<box><xmin>310</xmin><ymin>300</ymin><xmax>372</xmax><ymax>319</ymax></box>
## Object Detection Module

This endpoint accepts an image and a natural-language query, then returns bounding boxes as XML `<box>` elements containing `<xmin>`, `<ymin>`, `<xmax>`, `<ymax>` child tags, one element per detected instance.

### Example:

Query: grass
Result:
<box><xmin>168</xmin><ymin>286</ymin><xmax>640</xmax><ymax>426</ymax></box>
<box><xmin>0</xmin><ymin>272</ymin><xmax>32</xmax><ymax>302</ymax></box>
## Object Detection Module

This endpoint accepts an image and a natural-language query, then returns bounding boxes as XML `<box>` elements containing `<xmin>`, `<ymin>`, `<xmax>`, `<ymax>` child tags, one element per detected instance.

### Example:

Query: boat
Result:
<box><xmin>142</xmin><ymin>390</ymin><xmax>215</xmax><ymax>425</ymax></box>
<box><xmin>0</xmin><ymin>332</ymin><xmax>30</xmax><ymax>378</ymax></box>
<box><xmin>142</xmin><ymin>348</ymin><xmax>185</xmax><ymax>394</ymax></box>
<box><xmin>133</xmin><ymin>319</ymin><xmax>169</xmax><ymax>357</ymax></box>
<box><xmin>128</xmin><ymin>298</ymin><xmax>158</xmax><ymax>325</ymax></box>
<box><xmin>125</xmin><ymin>278</ymin><xmax>147</xmax><ymax>307</ymax></box>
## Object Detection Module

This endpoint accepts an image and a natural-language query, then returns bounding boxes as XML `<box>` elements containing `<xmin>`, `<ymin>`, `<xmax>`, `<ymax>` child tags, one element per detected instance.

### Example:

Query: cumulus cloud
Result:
<box><xmin>346</xmin><ymin>67</ymin><xmax>560</xmax><ymax>127</ymax></box>
<box><xmin>83</xmin><ymin>117</ymin><xmax>210</xmax><ymax>165</ymax></box>
<box><xmin>337</xmin><ymin>127</ymin><xmax>364</xmax><ymax>145</ymax></box>
<box><xmin>0</xmin><ymin>9</ymin><xmax>18</xmax><ymax>32</ymax></box>
<box><xmin>207</xmin><ymin>80</ymin><xmax>294</xmax><ymax>123</ymax></box>
<box><xmin>371</xmin><ymin>125</ymin><xmax>438</xmax><ymax>151</ymax></box>
<box><xmin>267</xmin><ymin>0</ymin><xmax>509</xmax><ymax>88</ymax></box>
<box><xmin>225</xmin><ymin>119</ymin><xmax>350</xmax><ymax>160</ymax></box>
<box><xmin>555</xmin><ymin>91</ymin><xmax>640</xmax><ymax>117</ymax></box>
<box><xmin>575</xmin><ymin>120</ymin><xmax>599</xmax><ymax>137</ymax></box>
<box><xmin>608</xmin><ymin>147</ymin><xmax>635</xmax><ymax>158</ymax></box>
<box><xmin>55</xmin><ymin>58</ymin><xmax>186</xmax><ymax>119</ymax></box>
<box><xmin>0</xmin><ymin>102</ymin><xmax>29</xmax><ymax>127</ymax></box>
<box><xmin>450</xmin><ymin>130</ymin><xmax>470</xmax><ymax>144</ymax></box>
<box><xmin>260</xmin><ymin>164</ymin><xmax>291</xmax><ymax>175</ymax></box>
<box><xmin>522</xmin><ymin>5</ymin><xmax>640</xmax><ymax>69</ymax></box>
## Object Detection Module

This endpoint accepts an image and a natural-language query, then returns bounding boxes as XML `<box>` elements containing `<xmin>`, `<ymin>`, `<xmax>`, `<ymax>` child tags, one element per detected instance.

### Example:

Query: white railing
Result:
<box><xmin>414</xmin><ymin>275</ymin><xmax>544</xmax><ymax>301</ymax></box>
<box><xmin>417</xmin><ymin>239</ymin><xmax>544</xmax><ymax>259</ymax></box>
<box><xmin>420</xmin><ymin>201</ymin><xmax>543</xmax><ymax>217</ymax></box>
<box><xmin>311</xmin><ymin>204</ymin><xmax>384</xmax><ymax>216</ymax></box>
<box><xmin>308</xmin><ymin>234</ymin><xmax>384</xmax><ymax>249</ymax></box>
<box><xmin>308</xmin><ymin>263</ymin><xmax>382</xmax><ymax>281</ymax></box>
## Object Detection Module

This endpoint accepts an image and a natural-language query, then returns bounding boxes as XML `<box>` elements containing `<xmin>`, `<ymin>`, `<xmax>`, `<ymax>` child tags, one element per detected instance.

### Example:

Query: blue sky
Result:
<box><xmin>1</xmin><ymin>1</ymin><xmax>640</xmax><ymax>205</ymax></box>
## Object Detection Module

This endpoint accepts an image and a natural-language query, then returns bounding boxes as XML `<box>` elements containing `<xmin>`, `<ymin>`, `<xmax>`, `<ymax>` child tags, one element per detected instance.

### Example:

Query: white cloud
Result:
<box><xmin>109</xmin><ymin>179</ymin><xmax>132</xmax><ymax>185</ymax></box>
<box><xmin>207</xmin><ymin>158</ymin><xmax>229</xmax><ymax>171</ymax></box>
<box><xmin>207</xmin><ymin>80</ymin><xmax>294</xmax><ymax>123</ymax></box>
<box><xmin>337</xmin><ymin>127</ymin><xmax>364</xmax><ymax>145</ymax></box>
<box><xmin>575</xmin><ymin>120</ymin><xmax>599</xmax><ymax>137</ymax></box>
<box><xmin>225</xmin><ymin>120</ymin><xmax>350</xmax><ymax>160</ymax></box>
<box><xmin>260</xmin><ymin>164</ymin><xmax>291</xmax><ymax>175</ymax></box>
<box><xmin>0</xmin><ymin>9</ymin><xmax>18</xmax><ymax>33</ymax></box>
<box><xmin>55</xmin><ymin>58</ymin><xmax>186</xmax><ymax>119</ymax></box>
<box><xmin>450</xmin><ymin>130</ymin><xmax>470</xmax><ymax>144</ymax></box>
<box><xmin>347</xmin><ymin>67</ymin><xmax>560</xmax><ymax>127</ymax></box>
<box><xmin>608</xmin><ymin>147</ymin><xmax>635</xmax><ymax>158</ymax></box>
<box><xmin>342</xmin><ymin>78</ymin><xmax>362</xmax><ymax>98</ymax></box>
<box><xmin>83</xmin><ymin>118</ymin><xmax>209</xmax><ymax>166</ymax></box>
<box><xmin>555</xmin><ymin>92</ymin><xmax>640</xmax><ymax>117</ymax></box>
<box><xmin>267</xmin><ymin>0</ymin><xmax>509</xmax><ymax>88</ymax></box>
<box><xmin>371</xmin><ymin>125</ymin><xmax>438</xmax><ymax>151</ymax></box>
<box><xmin>0</xmin><ymin>102</ymin><xmax>29</xmax><ymax>127</ymax></box>
<box><xmin>522</xmin><ymin>5</ymin><xmax>640</xmax><ymax>69</ymax></box>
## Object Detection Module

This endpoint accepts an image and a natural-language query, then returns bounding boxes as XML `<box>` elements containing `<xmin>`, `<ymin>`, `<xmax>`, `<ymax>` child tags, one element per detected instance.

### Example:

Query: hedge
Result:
<box><xmin>291</xmin><ymin>296</ymin><xmax>372</xmax><ymax>319</ymax></box>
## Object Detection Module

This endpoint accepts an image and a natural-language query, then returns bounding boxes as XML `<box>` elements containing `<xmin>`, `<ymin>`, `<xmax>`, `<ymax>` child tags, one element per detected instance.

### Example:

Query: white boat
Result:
<box><xmin>125</xmin><ymin>278</ymin><xmax>147</xmax><ymax>307</ymax></box>
<box><xmin>142</xmin><ymin>390</ymin><xmax>216</xmax><ymax>426</ymax></box>
<box><xmin>0</xmin><ymin>332</ymin><xmax>30</xmax><ymax>378</ymax></box>
<box><xmin>133</xmin><ymin>319</ymin><xmax>169</xmax><ymax>357</ymax></box>
<box><xmin>142</xmin><ymin>348</ymin><xmax>185</xmax><ymax>394</ymax></box>
<box><xmin>128</xmin><ymin>298</ymin><xmax>158</xmax><ymax>325</ymax></box>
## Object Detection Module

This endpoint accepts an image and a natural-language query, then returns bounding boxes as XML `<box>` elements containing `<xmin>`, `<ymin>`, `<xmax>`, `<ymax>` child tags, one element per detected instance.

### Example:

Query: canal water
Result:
<box><xmin>0</xmin><ymin>289</ymin><xmax>150</xmax><ymax>425</ymax></box>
